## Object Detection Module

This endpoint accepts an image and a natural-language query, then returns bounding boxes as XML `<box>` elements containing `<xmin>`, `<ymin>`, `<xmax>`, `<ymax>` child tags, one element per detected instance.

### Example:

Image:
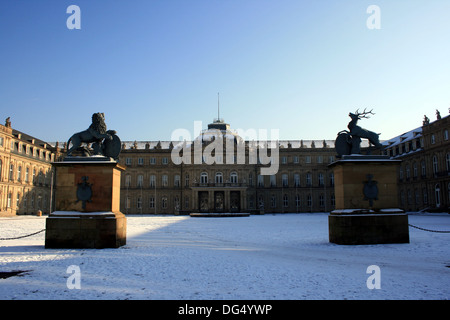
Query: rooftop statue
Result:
<box><xmin>335</xmin><ymin>108</ymin><xmax>382</xmax><ymax>157</ymax></box>
<box><xmin>66</xmin><ymin>112</ymin><xmax>121</xmax><ymax>160</ymax></box>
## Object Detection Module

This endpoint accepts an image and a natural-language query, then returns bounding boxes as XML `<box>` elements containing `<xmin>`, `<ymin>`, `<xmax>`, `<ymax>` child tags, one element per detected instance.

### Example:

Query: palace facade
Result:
<box><xmin>0</xmin><ymin>118</ymin><xmax>60</xmax><ymax>216</ymax></box>
<box><xmin>118</xmin><ymin>118</ymin><xmax>341</xmax><ymax>214</ymax></box>
<box><xmin>382</xmin><ymin>110</ymin><xmax>450</xmax><ymax>212</ymax></box>
<box><xmin>1</xmin><ymin>110</ymin><xmax>449</xmax><ymax>216</ymax></box>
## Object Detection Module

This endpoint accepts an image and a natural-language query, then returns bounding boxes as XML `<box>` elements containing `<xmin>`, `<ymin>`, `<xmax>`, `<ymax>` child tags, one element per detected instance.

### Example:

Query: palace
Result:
<box><xmin>1</xmin><ymin>110</ymin><xmax>449</xmax><ymax>216</ymax></box>
<box><xmin>119</xmin><ymin>118</ymin><xmax>339</xmax><ymax>214</ymax></box>
<box><xmin>0</xmin><ymin>118</ymin><xmax>61</xmax><ymax>216</ymax></box>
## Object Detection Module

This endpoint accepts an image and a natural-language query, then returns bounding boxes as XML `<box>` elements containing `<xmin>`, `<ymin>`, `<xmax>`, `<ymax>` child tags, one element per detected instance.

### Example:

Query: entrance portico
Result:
<box><xmin>193</xmin><ymin>186</ymin><xmax>247</xmax><ymax>213</ymax></box>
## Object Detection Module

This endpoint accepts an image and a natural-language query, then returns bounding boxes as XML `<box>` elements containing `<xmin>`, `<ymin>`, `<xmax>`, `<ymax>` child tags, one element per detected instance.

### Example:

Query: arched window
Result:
<box><xmin>433</xmin><ymin>156</ymin><xmax>438</xmax><ymax>174</ymax></box>
<box><xmin>435</xmin><ymin>184</ymin><xmax>441</xmax><ymax>208</ymax></box>
<box><xmin>230</xmin><ymin>172</ymin><xmax>238</xmax><ymax>184</ymax></box>
<box><xmin>215</xmin><ymin>172</ymin><xmax>223</xmax><ymax>184</ymax></box>
<box><xmin>200</xmin><ymin>172</ymin><xmax>208</xmax><ymax>184</ymax></box>
<box><xmin>446</xmin><ymin>153</ymin><xmax>450</xmax><ymax>172</ymax></box>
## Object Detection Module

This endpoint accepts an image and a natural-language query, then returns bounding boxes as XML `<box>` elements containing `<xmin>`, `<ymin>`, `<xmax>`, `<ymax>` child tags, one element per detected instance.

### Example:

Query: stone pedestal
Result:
<box><xmin>45</xmin><ymin>158</ymin><xmax>127</xmax><ymax>249</ymax></box>
<box><xmin>328</xmin><ymin>213</ymin><xmax>409</xmax><ymax>245</ymax></box>
<box><xmin>329</xmin><ymin>156</ymin><xmax>401</xmax><ymax>211</ymax></box>
<box><xmin>328</xmin><ymin>156</ymin><xmax>409</xmax><ymax>245</ymax></box>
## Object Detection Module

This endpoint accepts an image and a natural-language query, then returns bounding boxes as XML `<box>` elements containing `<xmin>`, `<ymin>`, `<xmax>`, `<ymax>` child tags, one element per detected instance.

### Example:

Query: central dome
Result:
<box><xmin>196</xmin><ymin>118</ymin><xmax>243</xmax><ymax>144</ymax></box>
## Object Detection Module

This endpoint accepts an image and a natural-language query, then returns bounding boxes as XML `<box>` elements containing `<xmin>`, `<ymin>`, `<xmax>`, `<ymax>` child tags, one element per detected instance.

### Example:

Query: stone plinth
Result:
<box><xmin>45</xmin><ymin>159</ymin><xmax>127</xmax><ymax>249</ymax></box>
<box><xmin>329</xmin><ymin>156</ymin><xmax>401</xmax><ymax>211</ymax></box>
<box><xmin>45</xmin><ymin>212</ymin><xmax>127</xmax><ymax>249</ymax></box>
<box><xmin>328</xmin><ymin>212</ymin><xmax>409</xmax><ymax>245</ymax></box>
<box><xmin>52</xmin><ymin>159</ymin><xmax>125</xmax><ymax>213</ymax></box>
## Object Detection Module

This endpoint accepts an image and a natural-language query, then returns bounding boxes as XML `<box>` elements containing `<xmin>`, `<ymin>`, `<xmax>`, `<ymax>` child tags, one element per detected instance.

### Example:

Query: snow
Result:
<box><xmin>1</xmin><ymin>213</ymin><xmax>449</xmax><ymax>300</ymax></box>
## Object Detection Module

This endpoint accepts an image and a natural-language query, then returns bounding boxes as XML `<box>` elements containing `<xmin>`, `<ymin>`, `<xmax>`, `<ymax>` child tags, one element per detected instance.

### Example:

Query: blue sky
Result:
<box><xmin>1</xmin><ymin>0</ymin><xmax>449</xmax><ymax>143</ymax></box>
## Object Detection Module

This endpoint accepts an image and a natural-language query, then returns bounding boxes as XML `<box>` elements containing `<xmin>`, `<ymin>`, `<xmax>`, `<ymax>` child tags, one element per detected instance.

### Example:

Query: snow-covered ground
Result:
<box><xmin>0</xmin><ymin>213</ymin><xmax>449</xmax><ymax>300</ymax></box>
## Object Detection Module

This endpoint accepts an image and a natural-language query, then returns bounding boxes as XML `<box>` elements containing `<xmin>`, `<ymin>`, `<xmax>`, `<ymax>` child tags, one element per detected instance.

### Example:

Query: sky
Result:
<box><xmin>1</xmin><ymin>0</ymin><xmax>449</xmax><ymax>143</ymax></box>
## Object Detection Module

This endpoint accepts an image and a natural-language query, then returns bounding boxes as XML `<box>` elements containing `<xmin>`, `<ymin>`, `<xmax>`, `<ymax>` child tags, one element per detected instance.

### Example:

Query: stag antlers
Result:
<box><xmin>354</xmin><ymin>108</ymin><xmax>375</xmax><ymax>119</ymax></box>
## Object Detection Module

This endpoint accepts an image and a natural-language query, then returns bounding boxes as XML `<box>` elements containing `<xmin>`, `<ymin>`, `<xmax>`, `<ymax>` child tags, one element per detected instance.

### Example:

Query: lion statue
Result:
<box><xmin>66</xmin><ymin>112</ymin><xmax>116</xmax><ymax>157</ymax></box>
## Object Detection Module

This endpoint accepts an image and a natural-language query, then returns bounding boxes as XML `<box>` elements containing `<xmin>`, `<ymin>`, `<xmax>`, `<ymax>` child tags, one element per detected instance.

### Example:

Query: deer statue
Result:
<box><xmin>335</xmin><ymin>108</ymin><xmax>382</xmax><ymax>157</ymax></box>
<box><xmin>347</xmin><ymin>108</ymin><xmax>382</xmax><ymax>148</ymax></box>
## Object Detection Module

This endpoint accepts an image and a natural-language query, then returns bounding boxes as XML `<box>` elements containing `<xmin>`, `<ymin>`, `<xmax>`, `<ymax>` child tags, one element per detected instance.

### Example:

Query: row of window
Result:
<box><xmin>0</xmin><ymin>136</ymin><xmax>54</xmax><ymax>162</ymax></box>
<box><xmin>399</xmin><ymin>153</ymin><xmax>450</xmax><ymax>179</ymax></box>
<box><xmin>123</xmin><ymin>155</ymin><xmax>335</xmax><ymax>166</ymax></box>
<box><xmin>430</xmin><ymin>128</ymin><xmax>449</xmax><ymax>145</ymax></box>
<box><xmin>3</xmin><ymin>190</ymin><xmax>49</xmax><ymax>211</ymax></box>
<box><xmin>400</xmin><ymin>183</ymin><xmax>450</xmax><ymax>208</ymax></box>
<box><xmin>0</xmin><ymin>160</ymin><xmax>51</xmax><ymax>185</ymax></box>
<box><xmin>124</xmin><ymin>193</ymin><xmax>336</xmax><ymax>211</ymax></box>
<box><xmin>124</xmin><ymin>171</ymin><xmax>335</xmax><ymax>188</ymax></box>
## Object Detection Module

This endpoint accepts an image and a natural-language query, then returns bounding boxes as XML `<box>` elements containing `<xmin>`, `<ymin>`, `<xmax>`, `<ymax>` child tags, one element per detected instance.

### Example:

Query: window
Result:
<box><xmin>185</xmin><ymin>196</ymin><xmax>189</xmax><ymax>209</ymax></box>
<box><xmin>137</xmin><ymin>197</ymin><xmax>142</xmax><ymax>209</ymax></box>
<box><xmin>125</xmin><ymin>175</ymin><xmax>131</xmax><ymax>187</ymax></box>
<box><xmin>435</xmin><ymin>184</ymin><xmax>441</xmax><ymax>207</ymax></box>
<box><xmin>413</xmin><ymin>162</ymin><xmax>418</xmax><ymax>178</ymax></box>
<box><xmin>200</xmin><ymin>172</ymin><xmax>208</xmax><ymax>184</ymax></box>
<box><xmin>162</xmin><ymin>175</ymin><xmax>168</xmax><ymax>187</ymax></box>
<box><xmin>270</xmin><ymin>175</ymin><xmax>276</xmax><ymax>187</ymax></box>
<box><xmin>293</xmin><ymin>156</ymin><xmax>299</xmax><ymax>164</ymax></box>
<box><xmin>162</xmin><ymin>157</ymin><xmax>168</xmax><ymax>165</ymax></box>
<box><xmin>258</xmin><ymin>175</ymin><xmax>264</xmax><ymax>187</ymax></box>
<box><xmin>319</xmin><ymin>194</ymin><xmax>325</xmax><ymax>207</ymax></box>
<box><xmin>305</xmin><ymin>156</ymin><xmax>311</xmax><ymax>164</ymax></box>
<box><xmin>306</xmin><ymin>173</ymin><xmax>312</xmax><ymax>187</ymax></box>
<box><xmin>174</xmin><ymin>175</ymin><xmax>180</xmax><ymax>187</ymax></box>
<box><xmin>281</xmin><ymin>156</ymin><xmax>287</xmax><ymax>164</ymax></box>
<box><xmin>9</xmin><ymin>164</ymin><xmax>14</xmax><ymax>181</ymax></box>
<box><xmin>307</xmin><ymin>194</ymin><xmax>312</xmax><ymax>207</ymax></box>
<box><xmin>317</xmin><ymin>156</ymin><xmax>323</xmax><ymax>164</ymax></box>
<box><xmin>215</xmin><ymin>172</ymin><xmax>223</xmax><ymax>184</ymax></box>
<box><xmin>446</xmin><ymin>153</ymin><xmax>450</xmax><ymax>172</ymax></box>
<box><xmin>283</xmin><ymin>194</ymin><xmax>289</xmax><ymax>207</ymax></box>
<box><xmin>162</xmin><ymin>197</ymin><xmax>168</xmax><ymax>209</ymax></box>
<box><xmin>149</xmin><ymin>197</ymin><xmax>155</xmax><ymax>208</ymax></box>
<box><xmin>150</xmin><ymin>157</ymin><xmax>156</xmax><ymax>165</ymax></box>
<box><xmin>230</xmin><ymin>172</ymin><xmax>238</xmax><ymax>184</ymax></box>
<box><xmin>137</xmin><ymin>175</ymin><xmax>143</xmax><ymax>187</ymax></box>
<box><xmin>329</xmin><ymin>172</ymin><xmax>334</xmax><ymax>186</ymax></box>
<box><xmin>423</xmin><ymin>188</ymin><xmax>428</xmax><ymax>205</ymax></box>
<box><xmin>318</xmin><ymin>173</ymin><xmax>324</xmax><ymax>186</ymax></box>
<box><xmin>294</xmin><ymin>174</ymin><xmax>300</xmax><ymax>187</ymax></box>
<box><xmin>185</xmin><ymin>174</ymin><xmax>189</xmax><ymax>187</ymax></box>
<box><xmin>295</xmin><ymin>195</ymin><xmax>301</xmax><ymax>208</ymax></box>
<box><xmin>150</xmin><ymin>175</ymin><xmax>156</xmax><ymax>187</ymax></box>
<box><xmin>25</xmin><ymin>167</ymin><xmax>29</xmax><ymax>183</ymax></box>
<box><xmin>126</xmin><ymin>158</ymin><xmax>132</xmax><ymax>166</ymax></box>
<box><xmin>444</xmin><ymin>129</ymin><xmax>449</xmax><ymax>141</ymax></box>
<box><xmin>421</xmin><ymin>161</ymin><xmax>426</xmax><ymax>176</ymax></box>
<box><xmin>271</xmin><ymin>195</ymin><xmax>277</xmax><ymax>208</ymax></box>
<box><xmin>248</xmin><ymin>173</ymin><xmax>253</xmax><ymax>186</ymax></box>
<box><xmin>282</xmin><ymin>174</ymin><xmax>288</xmax><ymax>187</ymax></box>
<box><xmin>432</xmin><ymin>156</ymin><xmax>438</xmax><ymax>174</ymax></box>
<box><xmin>431</xmin><ymin>134</ymin><xmax>435</xmax><ymax>144</ymax></box>
<box><xmin>17</xmin><ymin>166</ymin><xmax>22</xmax><ymax>182</ymax></box>
<box><xmin>138</xmin><ymin>158</ymin><xmax>144</xmax><ymax>165</ymax></box>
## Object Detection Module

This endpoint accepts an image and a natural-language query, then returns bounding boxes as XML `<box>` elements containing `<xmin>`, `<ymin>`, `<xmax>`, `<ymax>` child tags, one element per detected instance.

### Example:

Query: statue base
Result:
<box><xmin>329</xmin><ymin>156</ymin><xmax>402</xmax><ymax>210</ymax></box>
<box><xmin>45</xmin><ymin>212</ymin><xmax>126</xmax><ymax>249</ymax></box>
<box><xmin>45</xmin><ymin>160</ymin><xmax>127</xmax><ymax>249</ymax></box>
<box><xmin>328</xmin><ymin>156</ymin><xmax>409</xmax><ymax>245</ymax></box>
<box><xmin>328</xmin><ymin>211</ymin><xmax>409</xmax><ymax>245</ymax></box>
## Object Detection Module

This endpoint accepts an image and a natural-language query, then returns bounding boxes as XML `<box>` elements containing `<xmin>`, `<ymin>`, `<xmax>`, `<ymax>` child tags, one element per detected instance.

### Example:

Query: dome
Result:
<box><xmin>195</xmin><ymin>119</ymin><xmax>244</xmax><ymax>144</ymax></box>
